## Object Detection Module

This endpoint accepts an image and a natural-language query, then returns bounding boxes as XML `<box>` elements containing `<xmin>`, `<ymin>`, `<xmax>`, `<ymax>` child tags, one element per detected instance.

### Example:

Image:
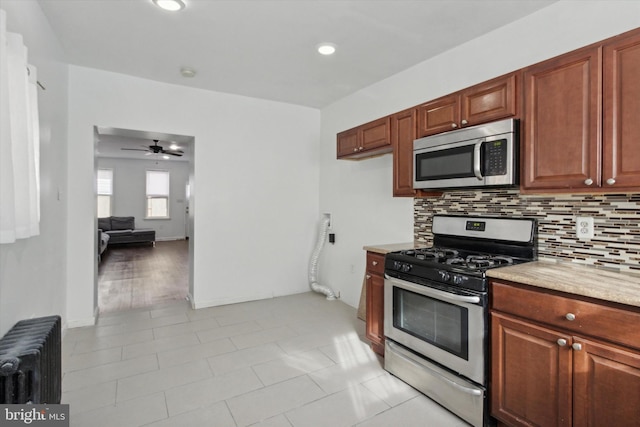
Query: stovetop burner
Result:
<box><xmin>397</xmin><ymin>248</ymin><xmax>517</xmax><ymax>272</ymax></box>
<box><xmin>403</xmin><ymin>248</ymin><xmax>460</xmax><ymax>262</ymax></box>
<box><xmin>385</xmin><ymin>215</ymin><xmax>538</xmax><ymax>293</ymax></box>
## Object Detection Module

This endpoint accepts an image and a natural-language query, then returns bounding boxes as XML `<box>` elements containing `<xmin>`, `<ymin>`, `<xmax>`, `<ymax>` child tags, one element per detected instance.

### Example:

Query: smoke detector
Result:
<box><xmin>180</xmin><ymin>67</ymin><xmax>196</xmax><ymax>78</ymax></box>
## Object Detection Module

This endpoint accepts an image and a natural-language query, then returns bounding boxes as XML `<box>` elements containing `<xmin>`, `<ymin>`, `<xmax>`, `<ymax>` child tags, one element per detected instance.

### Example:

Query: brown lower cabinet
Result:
<box><xmin>491</xmin><ymin>280</ymin><xmax>640</xmax><ymax>427</ymax></box>
<box><xmin>365</xmin><ymin>251</ymin><xmax>385</xmax><ymax>356</ymax></box>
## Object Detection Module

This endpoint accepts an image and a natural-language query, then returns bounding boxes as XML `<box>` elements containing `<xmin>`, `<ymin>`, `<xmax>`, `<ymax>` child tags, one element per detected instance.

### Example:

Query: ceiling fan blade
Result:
<box><xmin>165</xmin><ymin>149</ymin><xmax>184</xmax><ymax>154</ymax></box>
<box><xmin>121</xmin><ymin>148</ymin><xmax>149</xmax><ymax>151</ymax></box>
<box><xmin>164</xmin><ymin>151</ymin><xmax>183</xmax><ymax>156</ymax></box>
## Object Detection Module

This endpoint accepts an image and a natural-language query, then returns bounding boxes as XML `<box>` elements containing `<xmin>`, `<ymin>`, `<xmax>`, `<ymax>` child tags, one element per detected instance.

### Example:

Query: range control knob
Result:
<box><xmin>401</xmin><ymin>263</ymin><xmax>412</xmax><ymax>273</ymax></box>
<box><xmin>393</xmin><ymin>261</ymin><xmax>402</xmax><ymax>270</ymax></box>
<box><xmin>452</xmin><ymin>275</ymin><xmax>465</xmax><ymax>285</ymax></box>
<box><xmin>438</xmin><ymin>271</ymin><xmax>451</xmax><ymax>281</ymax></box>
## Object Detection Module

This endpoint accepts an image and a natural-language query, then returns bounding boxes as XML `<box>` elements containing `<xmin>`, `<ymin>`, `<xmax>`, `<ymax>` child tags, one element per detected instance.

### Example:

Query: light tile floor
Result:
<box><xmin>62</xmin><ymin>292</ymin><xmax>470</xmax><ymax>426</ymax></box>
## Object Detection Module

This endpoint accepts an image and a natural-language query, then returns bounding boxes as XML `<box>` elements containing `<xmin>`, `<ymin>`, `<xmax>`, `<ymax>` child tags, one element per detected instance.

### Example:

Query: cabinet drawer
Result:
<box><xmin>492</xmin><ymin>280</ymin><xmax>640</xmax><ymax>350</ymax></box>
<box><xmin>366</xmin><ymin>252</ymin><xmax>385</xmax><ymax>276</ymax></box>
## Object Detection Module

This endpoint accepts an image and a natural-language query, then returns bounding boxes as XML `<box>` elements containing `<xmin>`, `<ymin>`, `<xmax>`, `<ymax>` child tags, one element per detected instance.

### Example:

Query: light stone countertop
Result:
<box><xmin>363</xmin><ymin>242</ymin><xmax>425</xmax><ymax>255</ymax></box>
<box><xmin>487</xmin><ymin>260</ymin><xmax>640</xmax><ymax>308</ymax></box>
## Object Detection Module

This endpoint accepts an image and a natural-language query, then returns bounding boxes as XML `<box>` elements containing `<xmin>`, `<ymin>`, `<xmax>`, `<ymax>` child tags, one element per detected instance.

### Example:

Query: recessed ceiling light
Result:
<box><xmin>317</xmin><ymin>43</ymin><xmax>336</xmax><ymax>55</ymax></box>
<box><xmin>162</xmin><ymin>155</ymin><xmax>170</xmax><ymax>160</ymax></box>
<box><xmin>169</xmin><ymin>144</ymin><xmax>180</xmax><ymax>150</ymax></box>
<box><xmin>180</xmin><ymin>67</ymin><xmax>196</xmax><ymax>78</ymax></box>
<box><xmin>152</xmin><ymin>0</ymin><xmax>185</xmax><ymax>12</ymax></box>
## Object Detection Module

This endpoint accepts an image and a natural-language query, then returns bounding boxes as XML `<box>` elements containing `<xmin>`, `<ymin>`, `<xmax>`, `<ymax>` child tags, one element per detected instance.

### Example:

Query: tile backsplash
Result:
<box><xmin>414</xmin><ymin>190</ymin><xmax>640</xmax><ymax>274</ymax></box>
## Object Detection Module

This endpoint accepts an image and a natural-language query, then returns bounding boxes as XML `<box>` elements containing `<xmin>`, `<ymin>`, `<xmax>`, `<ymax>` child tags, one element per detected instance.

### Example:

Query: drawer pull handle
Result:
<box><xmin>372</xmin><ymin>261</ymin><xmax>378</xmax><ymax>266</ymax></box>
<box><xmin>572</xmin><ymin>343</ymin><xmax>582</xmax><ymax>351</ymax></box>
<box><xmin>557</xmin><ymin>338</ymin><xmax>567</xmax><ymax>347</ymax></box>
<box><xmin>565</xmin><ymin>313</ymin><xmax>576</xmax><ymax>321</ymax></box>
<box><xmin>366</xmin><ymin>274</ymin><xmax>371</xmax><ymax>279</ymax></box>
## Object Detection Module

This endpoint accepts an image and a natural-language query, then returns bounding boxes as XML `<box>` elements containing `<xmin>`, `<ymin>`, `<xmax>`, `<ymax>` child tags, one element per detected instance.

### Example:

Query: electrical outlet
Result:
<box><xmin>576</xmin><ymin>216</ymin><xmax>594</xmax><ymax>240</ymax></box>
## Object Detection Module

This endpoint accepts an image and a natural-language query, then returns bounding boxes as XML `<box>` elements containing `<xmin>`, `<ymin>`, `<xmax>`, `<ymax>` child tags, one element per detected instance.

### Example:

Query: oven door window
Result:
<box><xmin>415</xmin><ymin>145</ymin><xmax>475</xmax><ymax>181</ymax></box>
<box><xmin>393</xmin><ymin>287</ymin><xmax>468</xmax><ymax>360</ymax></box>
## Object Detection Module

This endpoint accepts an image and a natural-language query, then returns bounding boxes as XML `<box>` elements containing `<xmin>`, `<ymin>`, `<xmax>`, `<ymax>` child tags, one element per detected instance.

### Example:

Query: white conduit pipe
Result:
<box><xmin>309</xmin><ymin>216</ymin><xmax>337</xmax><ymax>300</ymax></box>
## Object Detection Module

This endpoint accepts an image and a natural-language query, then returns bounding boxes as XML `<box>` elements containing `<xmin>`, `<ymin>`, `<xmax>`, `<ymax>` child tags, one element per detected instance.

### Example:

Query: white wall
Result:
<box><xmin>66</xmin><ymin>67</ymin><xmax>320</xmax><ymax>325</ymax></box>
<box><xmin>318</xmin><ymin>1</ymin><xmax>640</xmax><ymax>309</ymax></box>
<box><xmin>0</xmin><ymin>1</ymin><xmax>68</xmax><ymax>336</ymax></box>
<box><xmin>98</xmin><ymin>157</ymin><xmax>190</xmax><ymax>240</ymax></box>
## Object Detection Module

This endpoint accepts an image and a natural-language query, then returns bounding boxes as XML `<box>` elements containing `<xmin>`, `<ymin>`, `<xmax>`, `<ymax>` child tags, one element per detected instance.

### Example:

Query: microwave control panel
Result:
<box><xmin>483</xmin><ymin>139</ymin><xmax>508</xmax><ymax>176</ymax></box>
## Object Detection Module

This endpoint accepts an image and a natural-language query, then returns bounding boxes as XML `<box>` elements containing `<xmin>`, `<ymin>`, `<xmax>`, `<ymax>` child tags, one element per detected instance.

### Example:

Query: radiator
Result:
<box><xmin>0</xmin><ymin>315</ymin><xmax>61</xmax><ymax>404</ymax></box>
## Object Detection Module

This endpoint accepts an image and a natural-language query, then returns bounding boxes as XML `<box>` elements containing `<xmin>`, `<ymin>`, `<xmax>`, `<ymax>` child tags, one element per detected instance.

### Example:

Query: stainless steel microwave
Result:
<box><xmin>413</xmin><ymin>118</ymin><xmax>518</xmax><ymax>190</ymax></box>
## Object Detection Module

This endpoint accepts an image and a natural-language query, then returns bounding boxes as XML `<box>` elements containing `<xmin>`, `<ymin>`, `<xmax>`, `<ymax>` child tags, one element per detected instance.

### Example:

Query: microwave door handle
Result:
<box><xmin>473</xmin><ymin>139</ymin><xmax>484</xmax><ymax>180</ymax></box>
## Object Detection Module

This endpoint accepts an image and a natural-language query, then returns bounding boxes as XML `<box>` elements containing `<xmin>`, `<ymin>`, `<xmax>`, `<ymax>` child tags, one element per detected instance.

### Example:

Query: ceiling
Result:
<box><xmin>38</xmin><ymin>0</ymin><xmax>558</xmax><ymax>109</ymax></box>
<box><xmin>96</xmin><ymin>127</ymin><xmax>193</xmax><ymax>162</ymax></box>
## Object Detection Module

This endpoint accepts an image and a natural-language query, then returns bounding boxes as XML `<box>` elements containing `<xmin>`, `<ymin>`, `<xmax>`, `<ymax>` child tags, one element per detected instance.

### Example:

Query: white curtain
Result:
<box><xmin>0</xmin><ymin>9</ymin><xmax>41</xmax><ymax>244</ymax></box>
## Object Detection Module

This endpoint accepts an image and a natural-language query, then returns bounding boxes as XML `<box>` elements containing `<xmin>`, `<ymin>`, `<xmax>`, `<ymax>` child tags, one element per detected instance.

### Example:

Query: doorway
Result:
<box><xmin>94</xmin><ymin>126</ymin><xmax>195</xmax><ymax>314</ymax></box>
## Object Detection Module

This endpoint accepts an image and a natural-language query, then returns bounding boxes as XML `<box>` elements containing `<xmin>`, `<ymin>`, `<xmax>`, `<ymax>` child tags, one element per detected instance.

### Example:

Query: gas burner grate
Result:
<box><xmin>445</xmin><ymin>254</ymin><xmax>515</xmax><ymax>270</ymax></box>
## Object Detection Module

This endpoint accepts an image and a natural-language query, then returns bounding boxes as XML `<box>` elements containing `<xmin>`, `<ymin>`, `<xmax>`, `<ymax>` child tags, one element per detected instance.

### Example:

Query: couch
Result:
<box><xmin>98</xmin><ymin>216</ymin><xmax>156</xmax><ymax>248</ymax></box>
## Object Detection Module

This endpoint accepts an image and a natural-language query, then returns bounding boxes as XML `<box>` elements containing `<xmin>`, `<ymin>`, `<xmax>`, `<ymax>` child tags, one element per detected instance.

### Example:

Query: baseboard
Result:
<box><xmin>65</xmin><ymin>306</ymin><xmax>97</xmax><ymax>329</ymax></box>
<box><xmin>186</xmin><ymin>292</ymin><xmax>195</xmax><ymax>309</ymax></box>
<box><xmin>66</xmin><ymin>316</ymin><xmax>96</xmax><ymax>329</ymax></box>
<box><xmin>155</xmin><ymin>236</ymin><xmax>187</xmax><ymax>242</ymax></box>
<box><xmin>192</xmin><ymin>292</ymin><xmax>275</xmax><ymax>309</ymax></box>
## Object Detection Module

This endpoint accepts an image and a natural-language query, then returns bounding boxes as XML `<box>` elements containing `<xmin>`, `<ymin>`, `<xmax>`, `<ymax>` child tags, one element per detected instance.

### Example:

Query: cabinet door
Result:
<box><xmin>336</xmin><ymin>128</ymin><xmax>359</xmax><ymax>158</ymax></box>
<box><xmin>392</xmin><ymin>108</ymin><xmax>417</xmax><ymax>197</ymax></box>
<box><xmin>491</xmin><ymin>312</ymin><xmax>573</xmax><ymax>427</ymax></box>
<box><xmin>416</xmin><ymin>94</ymin><xmax>460</xmax><ymax>137</ymax></box>
<box><xmin>461</xmin><ymin>73</ymin><xmax>518</xmax><ymax>126</ymax></box>
<box><xmin>365</xmin><ymin>272</ymin><xmax>385</xmax><ymax>356</ymax></box>
<box><xmin>522</xmin><ymin>46</ymin><xmax>601</xmax><ymax>190</ymax></box>
<box><xmin>573</xmin><ymin>337</ymin><xmax>640</xmax><ymax>427</ymax></box>
<box><xmin>361</xmin><ymin>117</ymin><xmax>391</xmax><ymax>151</ymax></box>
<box><xmin>603</xmin><ymin>30</ymin><xmax>640</xmax><ymax>190</ymax></box>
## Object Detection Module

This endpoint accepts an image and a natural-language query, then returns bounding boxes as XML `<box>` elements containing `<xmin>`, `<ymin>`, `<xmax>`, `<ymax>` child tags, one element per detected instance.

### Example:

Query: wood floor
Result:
<box><xmin>98</xmin><ymin>240</ymin><xmax>189</xmax><ymax>313</ymax></box>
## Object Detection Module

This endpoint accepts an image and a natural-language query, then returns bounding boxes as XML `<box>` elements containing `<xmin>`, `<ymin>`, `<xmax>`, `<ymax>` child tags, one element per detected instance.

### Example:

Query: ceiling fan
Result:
<box><xmin>121</xmin><ymin>139</ymin><xmax>184</xmax><ymax>157</ymax></box>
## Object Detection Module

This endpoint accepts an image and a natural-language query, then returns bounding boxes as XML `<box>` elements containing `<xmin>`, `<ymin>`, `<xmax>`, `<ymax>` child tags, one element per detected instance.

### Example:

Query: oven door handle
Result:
<box><xmin>473</xmin><ymin>139</ymin><xmax>484</xmax><ymax>180</ymax></box>
<box><xmin>385</xmin><ymin>275</ymin><xmax>481</xmax><ymax>304</ymax></box>
<box><xmin>388</xmin><ymin>341</ymin><xmax>483</xmax><ymax>396</ymax></box>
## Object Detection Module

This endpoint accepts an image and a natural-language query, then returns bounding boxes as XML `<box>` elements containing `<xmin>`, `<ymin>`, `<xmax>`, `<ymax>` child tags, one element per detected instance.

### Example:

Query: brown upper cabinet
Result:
<box><xmin>416</xmin><ymin>73</ymin><xmax>519</xmax><ymax>138</ymax></box>
<box><xmin>391</xmin><ymin>108</ymin><xmax>418</xmax><ymax>197</ymax></box>
<box><xmin>337</xmin><ymin>116</ymin><xmax>392</xmax><ymax>159</ymax></box>
<box><xmin>390</xmin><ymin>108</ymin><xmax>444</xmax><ymax>197</ymax></box>
<box><xmin>522</xmin><ymin>28</ymin><xmax>640</xmax><ymax>192</ymax></box>
<box><xmin>603</xmin><ymin>30</ymin><xmax>640</xmax><ymax>190</ymax></box>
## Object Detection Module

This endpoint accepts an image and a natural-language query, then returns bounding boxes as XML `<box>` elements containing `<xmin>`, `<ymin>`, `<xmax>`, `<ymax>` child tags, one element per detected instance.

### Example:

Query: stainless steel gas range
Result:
<box><xmin>384</xmin><ymin>215</ymin><xmax>537</xmax><ymax>427</ymax></box>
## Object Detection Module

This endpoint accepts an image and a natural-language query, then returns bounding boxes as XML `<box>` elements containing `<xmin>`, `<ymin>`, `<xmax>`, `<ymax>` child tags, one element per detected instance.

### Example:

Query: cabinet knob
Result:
<box><xmin>366</xmin><ymin>274</ymin><xmax>371</xmax><ymax>279</ymax></box>
<box><xmin>572</xmin><ymin>343</ymin><xmax>582</xmax><ymax>351</ymax></box>
<box><xmin>606</xmin><ymin>178</ymin><xmax>616</xmax><ymax>185</ymax></box>
<box><xmin>451</xmin><ymin>123</ymin><xmax>458</xmax><ymax>129</ymax></box>
<box><xmin>359</xmin><ymin>147</ymin><xmax>364</xmax><ymax>151</ymax></box>
<box><xmin>557</xmin><ymin>338</ymin><xmax>567</xmax><ymax>347</ymax></box>
<box><xmin>353</xmin><ymin>148</ymin><xmax>358</xmax><ymax>152</ymax></box>
<box><xmin>372</xmin><ymin>261</ymin><xmax>378</xmax><ymax>266</ymax></box>
<box><xmin>584</xmin><ymin>178</ymin><xmax>593</xmax><ymax>186</ymax></box>
<box><xmin>461</xmin><ymin>119</ymin><xmax>468</xmax><ymax>125</ymax></box>
<box><xmin>565</xmin><ymin>313</ymin><xmax>576</xmax><ymax>321</ymax></box>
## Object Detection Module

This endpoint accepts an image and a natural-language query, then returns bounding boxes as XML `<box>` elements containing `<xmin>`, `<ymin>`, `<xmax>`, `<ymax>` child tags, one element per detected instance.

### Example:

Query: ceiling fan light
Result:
<box><xmin>152</xmin><ymin>0</ymin><xmax>185</xmax><ymax>11</ymax></box>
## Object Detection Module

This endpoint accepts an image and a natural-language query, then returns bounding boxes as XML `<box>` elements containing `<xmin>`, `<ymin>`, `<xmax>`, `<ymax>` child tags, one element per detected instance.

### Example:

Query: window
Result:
<box><xmin>97</xmin><ymin>168</ymin><xmax>113</xmax><ymax>217</ymax></box>
<box><xmin>146</xmin><ymin>170</ymin><xmax>170</xmax><ymax>218</ymax></box>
